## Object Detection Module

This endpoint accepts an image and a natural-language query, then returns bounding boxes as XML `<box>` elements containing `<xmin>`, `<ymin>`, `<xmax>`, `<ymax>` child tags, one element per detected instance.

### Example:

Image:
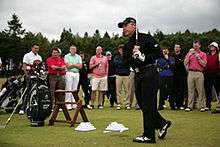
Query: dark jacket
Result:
<box><xmin>123</xmin><ymin>32</ymin><xmax>162</xmax><ymax>69</ymax></box>
<box><xmin>79</xmin><ymin>59</ymin><xmax>89</xmax><ymax>79</ymax></box>
<box><xmin>173</xmin><ymin>52</ymin><xmax>187</xmax><ymax>76</ymax></box>
<box><xmin>114</xmin><ymin>54</ymin><xmax>130</xmax><ymax>76</ymax></box>
<box><xmin>108</xmin><ymin>59</ymin><xmax>116</xmax><ymax>76</ymax></box>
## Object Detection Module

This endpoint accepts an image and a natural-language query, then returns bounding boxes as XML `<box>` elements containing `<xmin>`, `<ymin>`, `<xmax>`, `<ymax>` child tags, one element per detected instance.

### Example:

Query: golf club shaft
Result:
<box><xmin>4</xmin><ymin>87</ymin><xmax>27</xmax><ymax>127</ymax></box>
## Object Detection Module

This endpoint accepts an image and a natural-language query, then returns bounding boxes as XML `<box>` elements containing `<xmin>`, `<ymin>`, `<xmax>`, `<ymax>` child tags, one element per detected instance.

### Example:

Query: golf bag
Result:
<box><xmin>26</xmin><ymin>60</ymin><xmax>52</xmax><ymax>126</ymax></box>
<box><xmin>0</xmin><ymin>75</ymin><xmax>25</xmax><ymax>113</ymax></box>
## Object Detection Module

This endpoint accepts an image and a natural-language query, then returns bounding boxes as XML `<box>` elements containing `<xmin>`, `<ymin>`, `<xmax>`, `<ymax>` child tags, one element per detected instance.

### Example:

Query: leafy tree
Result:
<box><xmin>4</xmin><ymin>13</ymin><xmax>25</xmax><ymax>37</ymax></box>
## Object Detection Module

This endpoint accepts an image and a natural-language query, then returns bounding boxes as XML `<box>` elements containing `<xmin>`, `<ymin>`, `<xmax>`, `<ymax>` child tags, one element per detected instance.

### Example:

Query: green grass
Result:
<box><xmin>0</xmin><ymin>77</ymin><xmax>220</xmax><ymax>147</ymax></box>
<box><xmin>0</xmin><ymin>104</ymin><xmax>220</xmax><ymax>147</ymax></box>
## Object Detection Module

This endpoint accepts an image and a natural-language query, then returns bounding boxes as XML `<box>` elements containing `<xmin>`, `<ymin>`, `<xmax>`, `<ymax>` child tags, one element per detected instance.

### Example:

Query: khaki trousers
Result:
<box><xmin>116</xmin><ymin>75</ymin><xmax>131</xmax><ymax>106</ymax></box>
<box><xmin>187</xmin><ymin>71</ymin><xmax>205</xmax><ymax>109</ymax></box>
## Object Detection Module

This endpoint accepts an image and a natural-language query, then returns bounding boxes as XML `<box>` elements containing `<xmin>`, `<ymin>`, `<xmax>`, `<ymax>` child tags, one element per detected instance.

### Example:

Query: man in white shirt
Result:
<box><xmin>19</xmin><ymin>43</ymin><xmax>42</xmax><ymax>115</ymax></box>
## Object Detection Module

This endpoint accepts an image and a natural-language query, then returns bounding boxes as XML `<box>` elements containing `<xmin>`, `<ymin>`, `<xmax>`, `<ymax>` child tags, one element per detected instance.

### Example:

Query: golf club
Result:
<box><xmin>0</xmin><ymin>87</ymin><xmax>27</xmax><ymax>129</ymax></box>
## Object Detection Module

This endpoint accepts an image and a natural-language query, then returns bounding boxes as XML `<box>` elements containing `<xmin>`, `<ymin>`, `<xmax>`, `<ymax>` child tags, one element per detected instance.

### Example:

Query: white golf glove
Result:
<box><xmin>133</xmin><ymin>50</ymin><xmax>145</xmax><ymax>62</ymax></box>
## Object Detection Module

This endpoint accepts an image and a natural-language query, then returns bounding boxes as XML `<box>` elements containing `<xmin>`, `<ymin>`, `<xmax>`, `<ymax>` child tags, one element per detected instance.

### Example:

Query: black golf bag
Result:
<box><xmin>0</xmin><ymin>75</ymin><xmax>25</xmax><ymax>113</ymax></box>
<box><xmin>26</xmin><ymin>60</ymin><xmax>52</xmax><ymax>126</ymax></box>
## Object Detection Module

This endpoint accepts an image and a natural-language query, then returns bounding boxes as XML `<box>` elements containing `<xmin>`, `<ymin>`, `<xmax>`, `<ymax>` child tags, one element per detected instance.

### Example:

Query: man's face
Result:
<box><xmin>52</xmin><ymin>50</ymin><xmax>59</xmax><ymax>57</ymax></box>
<box><xmin>80</xmin><ymin>53</ymin><xmax>85</xmax><ymax>59</ymax></box>
<box><xmin>193</xmin><ymin>42</ymin><xmax>201</xmax><ymax>50</ymax></box>
<box><xmin>118</xmin><ymin>48</ymin><xmax>123</xmax><ymax>55</ymax></box>
<box><xmin>106</xmin><ymin>54</ymin><xmax>112</xmax><ymax>60</ymax></box>
<box><xmin>174</xmin><ymin>44</ymin><xmax>181</xmax><ymax>53</ymax></box>
<box><xmin>122</xmin><ymin>22</ymin><xmax>136</xmax><ymax>37</ymax></box>
<box><xmin>96</xmin><ymin>47</ymin><xmax>103</xmax><ymax>55</ymax></box>
<box><xmin>70</xmin><ymin>47</ymin><xmax>77</xmax><ymax>54</ymax></box>
<box><xmin>209</xmin><ymin>46</ymin><xmax>217</xmax><ymax>52</ymax></box>
<box><xmin>32</xmin><ymin>45</ymin><xmax>39</xmax><ymax>54</ymax></box>
<box><xmin>162</xmin><ymin>48</ymin><xmax>169</xmax><ymax>55</ymax></box>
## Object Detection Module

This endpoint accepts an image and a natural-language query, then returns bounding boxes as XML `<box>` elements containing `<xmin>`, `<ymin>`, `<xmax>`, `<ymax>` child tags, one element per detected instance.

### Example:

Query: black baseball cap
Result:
<box><xmin>118</xmin><ymin>17</ymin><xmax>136</xmax><ymax>28</ymax></box>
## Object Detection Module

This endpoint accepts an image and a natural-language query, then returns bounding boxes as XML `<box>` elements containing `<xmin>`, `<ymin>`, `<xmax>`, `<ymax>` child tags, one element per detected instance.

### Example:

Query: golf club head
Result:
<box><xmin>0</xmin><ymin>125</ymin><xmax>6</xmax><ymax>129</ymax></box>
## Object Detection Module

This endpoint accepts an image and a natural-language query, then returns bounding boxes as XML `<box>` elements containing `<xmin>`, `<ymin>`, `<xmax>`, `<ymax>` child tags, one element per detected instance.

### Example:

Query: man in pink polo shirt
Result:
<box><xmin>184</xmin><ymin>40</ymin><xmax>207</xmax><ymax>112</ymax></box>
<box><xmin>89</xmin><ymin>46</ymin><xmax>109</xmax><ymax>109</ymax></box>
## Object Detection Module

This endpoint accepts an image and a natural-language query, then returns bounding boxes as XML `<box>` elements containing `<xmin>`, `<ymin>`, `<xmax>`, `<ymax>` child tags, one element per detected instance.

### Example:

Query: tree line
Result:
<box><xmin>0</xmin><ymin>14</ymin><xmax>220</xmax><ymax>73</ymax></box>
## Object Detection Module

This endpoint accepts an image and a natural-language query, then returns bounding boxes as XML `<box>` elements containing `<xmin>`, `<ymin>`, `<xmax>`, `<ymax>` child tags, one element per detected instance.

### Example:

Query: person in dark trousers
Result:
<box><xmin>173</xmin><ymin>43</ymin><xmax>187</xmax><ymax>110</ymax></box>
<box><xmin>78</xmin><ymin>51</ymin><xmax>92</xmax><ymax>109</ymax></box>
<box><xmin>118</xmin><ymin>17</ymin><xmax>171</xmax><ymax>144</ymax></box>
<box><xmin>105</xmin><ymin>51</ymin><xmax>117</xmax><ymax>107</ymax></box>
<box><xmin>157</xmin><ymin>48</ymin><xmax>175</xmax><ymax>110</ymax></box>
<box><xmin>204</xmin><ymin>42</ymin><xmax>219</xmax><ymax>111</ymax></box>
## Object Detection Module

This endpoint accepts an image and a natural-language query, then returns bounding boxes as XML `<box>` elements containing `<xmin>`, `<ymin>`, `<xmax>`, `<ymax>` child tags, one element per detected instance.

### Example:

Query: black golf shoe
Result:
<box><xmin>133</xmin><ymin>135</ymin><xmax>156</xmax><ymax>143</ymax></box>
<box><xmin>158</xmin><ymin>120</ymin><xmax>172</xmax><ymax>139</ymax></box>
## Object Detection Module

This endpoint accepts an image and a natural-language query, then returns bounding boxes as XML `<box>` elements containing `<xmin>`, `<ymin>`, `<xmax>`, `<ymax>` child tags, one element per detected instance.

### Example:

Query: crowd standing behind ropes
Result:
<box><xmin>9</xmin><ymin>40</ymin><xmax>219</xmax><ymax>115</ymax></box>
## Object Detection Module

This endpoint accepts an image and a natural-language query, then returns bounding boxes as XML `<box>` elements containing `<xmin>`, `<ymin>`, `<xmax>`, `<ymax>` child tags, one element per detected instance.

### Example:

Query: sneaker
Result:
<box><xmin>98</xmin><ymin>105</ymin><xmax>103</xmax><ymax>109</ymax></box>
<box><xmin>200</xmin><ymin>108</ymin><xmax>205</xmax><ymax>112</ymax></box>
<box><xmin>133</xmin><ymin>135</ymin><xmax>156</xmax><ymax>143</ymax></box>
<box><xmin>180</xmin><ymin>107</ymin><xmax>185</xmax><ymax>110</ymax></box>
<box><xmin>126</xmin><ymin>106</ymin><xmax>131</xmax><ymax>110</ymax></box>
<box><xmin>19</xmin><ymin>110</ymin><xmax>24</xmax><ymax>115</ymax></box>
<box><xmin>185</xmin><ymin>107</ymin><xmax>192</xmax><ymax>112</ymax></box>
<box><xmin>116</xmin><ymin>105</ymin><xmax>121</xmax><ymax>110</ymax></box>
<box><xmin>158</xmin><ymin>120</ymin><xmax>172</xmax><ymax>139</ymax></box>
<box><xmin>163</xmin><ymin>105</ymin><xmax>167</xmax><ymax>108</ymax></box>
<box><xmin>87</xmin><ymin>105</ymin><xmax>93</xmax><ymax>110</ymax></box>
<box><xmin>205</xmin><ymin>107</ymin><xmax>210</xmax><ymax>111</ymax></box>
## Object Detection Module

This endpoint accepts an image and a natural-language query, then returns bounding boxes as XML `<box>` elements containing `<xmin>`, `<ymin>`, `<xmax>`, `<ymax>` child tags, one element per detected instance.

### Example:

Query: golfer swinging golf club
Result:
<box><xmin>118</xmin><ymin>17</ymin><xmax>171</xmax><ymax>143</ymax></box>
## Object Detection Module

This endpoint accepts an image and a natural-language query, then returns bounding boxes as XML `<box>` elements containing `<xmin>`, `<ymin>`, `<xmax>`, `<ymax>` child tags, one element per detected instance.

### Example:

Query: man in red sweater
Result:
<box><xmin>46</xmin><ymin>48</ymin><xmax>66</xmax><ymax>105</ymax></box>
<box><xmin>204</xmin><ymin>42</ymin><xmax>219</xmax><ymax>111</ymax></box>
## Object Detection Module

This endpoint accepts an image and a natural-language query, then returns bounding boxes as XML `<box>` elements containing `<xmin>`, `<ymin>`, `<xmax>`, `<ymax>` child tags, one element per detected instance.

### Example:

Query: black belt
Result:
<box><xmin>134</xmin><ymin>64</ymin><xmax>156</xmax><ymax>73</ymax></box>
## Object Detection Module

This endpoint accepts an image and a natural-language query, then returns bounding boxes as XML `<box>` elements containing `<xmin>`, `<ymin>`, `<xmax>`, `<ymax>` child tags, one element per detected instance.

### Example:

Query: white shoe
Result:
<box><xmin>180</xmin><ymin>107</ymin><xmax>185</xmax><ymax>110</ymax></box>
<box><xmin>116</xmin><ymin>105</ymin><xmax>121</xmax><ymax>110</ymax></box>
<box><xmin>163</xmin><ymin>105</ymin><xmax>167</xmax><ymax>108</ymax></box>
<box><xmin>126</xmin><ymin>106</ymin><xmax>131</xmax><ymax>110</ymax></box>
<box><xmin>200</xmin><ymin>108</ymin><xmax>205</xmax><ymax>112</ymax></box>
<box><xmin>19</xmin><ymin>110</ymin><xmax>24</xmax><ymax>115</ymax></box>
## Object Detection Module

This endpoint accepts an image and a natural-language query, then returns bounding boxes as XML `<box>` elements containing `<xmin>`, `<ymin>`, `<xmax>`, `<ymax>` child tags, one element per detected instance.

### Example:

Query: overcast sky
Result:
<box><xmin>0</xmin><ymin>0</ymin><xmax>220</xmax><ymax>40</ymax></box>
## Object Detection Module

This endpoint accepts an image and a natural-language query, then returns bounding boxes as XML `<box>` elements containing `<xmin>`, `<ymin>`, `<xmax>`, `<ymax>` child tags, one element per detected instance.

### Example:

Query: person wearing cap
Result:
<box><xmin>114</xmin><ymin>44</ymin><xmax>131</xmax><ymax>110</ymax></box>
<box><xmin>89</xmin><ymin>46</ymin><xmax>109</xmax><ymax>109</ymax></box>
<box><xmin>204</xmin><ymin>42</ymin><xmax>219</xmax><ymax>111</ymax></box>
<box><xmin>184</xmin><ymin>40</ymin><xmax>207</xmax><ymax>112</ymax></box>
<box><xmin>105</xmin><ymin>50</ymin><xmax>117</xmax><ymax>107</ymax></box>
<box><xmin>64</xmin><ymin>45</ymin><xmax>82</xmax><ymax>110</ymax></box>
<box><xmin>46</xmin><ymin>48</ymin><xmax>66</xmax><ymax>106</ymax></box>
<box><xmin>118</xmin><ymin>17</ymin><xmax>171</xmax><ymax>143</ymax></box>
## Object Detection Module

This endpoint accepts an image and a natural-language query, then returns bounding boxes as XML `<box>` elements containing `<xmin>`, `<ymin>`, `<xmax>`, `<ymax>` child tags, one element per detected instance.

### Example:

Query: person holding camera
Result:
<box><xmin>184</xmin><ymin>40</ymin><xmax>207</xmax><ymax>112</ymax></box>
<box><xmin>118</xmin><ymin>17</ymin><xmax>171</xmax><ymax>144</ymax></box>
<box><xmin>157</xmin><ymin>48</ymin><xmax>175</xmax><ymax>110</ymax></box>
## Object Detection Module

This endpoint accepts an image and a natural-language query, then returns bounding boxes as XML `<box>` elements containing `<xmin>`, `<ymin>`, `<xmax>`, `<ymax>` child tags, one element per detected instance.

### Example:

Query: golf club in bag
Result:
<box><xmin>0</xmin><ymin>87</ymin><xmax>27</xmax><ymax>129</ymax></box>
<box><xmin>25</xmin><ymin>60</ymin><xmax>52</xmax><ymax>127</ymax></box>
<box><xmin>0</xmin><ymin>75</ymin><xmax>25</xmax><ymax>113</ymax></box>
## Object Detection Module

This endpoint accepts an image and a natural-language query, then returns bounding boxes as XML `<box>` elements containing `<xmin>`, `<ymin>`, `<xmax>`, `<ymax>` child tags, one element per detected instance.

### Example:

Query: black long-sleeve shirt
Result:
<box><xmin>123</xmin><ymin>32</ymin><xmax>162</xmax><ymax>69</ymax></box>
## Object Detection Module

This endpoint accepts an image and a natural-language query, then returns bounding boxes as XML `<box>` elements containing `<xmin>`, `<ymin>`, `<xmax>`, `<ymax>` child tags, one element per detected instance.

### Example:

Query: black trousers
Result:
<box><xmin>204</xmin><ymin>74</ymin><xmax>219</xmax><ymax>108</ymax></box>
<box><xmin>135</xmin><ymin>67</ymin><xmax>166</xmax><ymax>140</ymax></box>
<box><xmin>173</xmin><ymin>75</ymin><xmax>186</xmax><ymax>108</ymax></box>
<box><xmin>159</xmin><ymin>76</ymin><xmax>175</xmax><ymax>109</ymax></box>
<box><xmin>107</xmin><ymin>76</ymin><xmax>117</xmax><ymax>106</ymax></box>
<box><xmin>78</xmin><ymin>78</ymin><xmax>91</xmax><ymax>106</ymax></box>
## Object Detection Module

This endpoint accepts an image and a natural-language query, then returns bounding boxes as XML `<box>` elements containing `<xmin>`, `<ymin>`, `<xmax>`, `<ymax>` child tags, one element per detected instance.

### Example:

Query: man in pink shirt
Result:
<box><xmin>184</xmin><ymin>40</ymin><xmax>207</xmax><ymax>112</ymax></box>
<box><xmin>89</xmin><ymin>46</ymin><xmax>109</xmax><ymax>109</ymax></box>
